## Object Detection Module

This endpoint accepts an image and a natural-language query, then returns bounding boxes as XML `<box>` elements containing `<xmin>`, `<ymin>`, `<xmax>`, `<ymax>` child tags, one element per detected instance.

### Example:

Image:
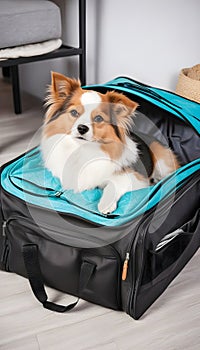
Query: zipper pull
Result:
<box><xmin>55</xmin><ymin>191</ymin><xmax>63</xmax><ymax>197</ymax></box>
<box><xmin>122</xmin><ymin>252</ymin><xmax>130</xmax><ymax>281</ymax></box>
<box><xmin>2</xmin><ymin>221</ymin><xmax>7</xmax><ymax>236</ymax></box>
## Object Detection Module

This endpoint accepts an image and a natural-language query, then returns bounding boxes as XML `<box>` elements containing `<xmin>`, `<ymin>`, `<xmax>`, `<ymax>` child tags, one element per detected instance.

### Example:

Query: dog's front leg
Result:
<box><xmin>98</xmin><ymin>172</ymin><xmax>149</xmax><ymax>214</ymax></box>
<box><xmin>98</xmin><ymin>181</ymin><xmax>119</xmax><ymax>215</ymax></box>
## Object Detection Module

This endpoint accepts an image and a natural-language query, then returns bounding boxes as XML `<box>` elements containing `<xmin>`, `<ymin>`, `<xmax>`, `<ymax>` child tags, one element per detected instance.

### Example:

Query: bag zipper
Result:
<box><xmin>1</xmin><ymin>186</ymin><xmax>103</xmax><ymax>227</ymax></box>
<box><xmin>4</xmin><ymin>150</ymin><xmax>117</xmax><ymax>219</ymax></box>
<box><xmin>2</xmin><ymin>215</ymin><xmax>122</xmax><ymax>265</ymax></box>
<box><xmin>101</xmin><ymin>79</ymin><xmax>199</xmax><ymax>132</ymax></box>
<box><xmin>124</xmin><ymin>173</ymin><xmax>200</xmax><ymax>315</ymax></box>
<box><xmin>121</xmin><ymin>168</ymin><xmax>200</xmax><ymax>282</ymax></box>
<box><xmin>7</xmin><ymin>176</ymin><xmax>118</xmax><ymax>219</ymax></box>
<box><xmin>117</xmin><ymin>76</ymin><xmax>200</xmax><ymax>106</ymax></box>
<box><xmin>3</xmin><ymin>215</ymin><xmax>103</xmax><ymax>246</ymax></box>
<box><xmin>122</xmin><ymin>252</ymin><xmax>130</xmax><ymax>281</ymax></box>
<box><xmin>1</xmin><ymin>220</ymin><xmax>10</xmax><ymax>271</ymax></box>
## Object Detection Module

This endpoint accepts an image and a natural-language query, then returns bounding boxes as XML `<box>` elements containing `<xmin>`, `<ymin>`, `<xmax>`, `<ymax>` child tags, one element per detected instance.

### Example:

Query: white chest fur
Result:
<box><xmin>41</xmin><ymin>134</ymin><xmax>121</xmax><ymax>192</ymax></box>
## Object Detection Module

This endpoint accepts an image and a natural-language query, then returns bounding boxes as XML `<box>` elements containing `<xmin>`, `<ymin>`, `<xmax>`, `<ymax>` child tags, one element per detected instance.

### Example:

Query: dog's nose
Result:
<box><xmin>77</xmin><ymin>124</ymin><xmax>89</xmax><ymax>135</ymax></box>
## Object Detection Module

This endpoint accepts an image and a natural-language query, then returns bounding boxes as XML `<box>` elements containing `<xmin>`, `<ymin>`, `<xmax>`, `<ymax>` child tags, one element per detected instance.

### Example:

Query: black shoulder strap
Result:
<box><xmin>22</xmin><ymin>244</ymin><xmax>96</xmax><ymax>313</ymax></box>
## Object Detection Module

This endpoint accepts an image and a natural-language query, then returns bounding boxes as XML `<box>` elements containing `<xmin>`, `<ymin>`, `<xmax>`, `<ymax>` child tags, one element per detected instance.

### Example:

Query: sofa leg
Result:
<box><xmin>10</xmin><ymin>65</ymin><xmax>22</xmax><ymax>114</ymax></box>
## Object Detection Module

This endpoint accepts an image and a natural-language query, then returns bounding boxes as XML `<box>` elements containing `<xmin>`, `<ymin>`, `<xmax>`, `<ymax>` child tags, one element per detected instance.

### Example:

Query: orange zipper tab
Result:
<box><xmin>122</xmin><ymin>252</ymin><xmax>130</xmax><ymax>281</ymax></box>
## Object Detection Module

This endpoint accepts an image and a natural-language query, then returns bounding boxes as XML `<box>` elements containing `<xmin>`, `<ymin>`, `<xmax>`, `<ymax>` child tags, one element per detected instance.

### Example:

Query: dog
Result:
<box><xmin>41</xmin><ymin>72</ymin><xmax>180</xmax><ymax>214</ymax></box>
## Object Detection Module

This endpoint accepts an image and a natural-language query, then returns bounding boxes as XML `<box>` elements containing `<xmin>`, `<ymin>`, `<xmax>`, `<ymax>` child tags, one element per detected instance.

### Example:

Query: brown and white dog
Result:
<box><xmin>41</xmin><ymin>72</ymin><xmax>179</xmax><ymax>214</ymax></box>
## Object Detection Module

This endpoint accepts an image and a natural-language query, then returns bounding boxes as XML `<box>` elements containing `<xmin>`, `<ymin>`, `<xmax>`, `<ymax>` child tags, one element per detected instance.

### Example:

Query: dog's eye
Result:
<box><xmin>94</xmin><ymin>115</ymin><xmax>104</xmax><ymax>123</ymax></box>
<box><xmin>70</xmin><ymin>109</ymin><xmax>79</xmax><ymax>118</ymax></box>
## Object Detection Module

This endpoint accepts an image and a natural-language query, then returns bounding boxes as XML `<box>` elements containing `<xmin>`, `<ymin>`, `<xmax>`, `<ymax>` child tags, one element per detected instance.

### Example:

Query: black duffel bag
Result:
<box><xmin>1</xmin><ymin>77</ymin><xmax>200</xmax><ymax>319</ymax></box>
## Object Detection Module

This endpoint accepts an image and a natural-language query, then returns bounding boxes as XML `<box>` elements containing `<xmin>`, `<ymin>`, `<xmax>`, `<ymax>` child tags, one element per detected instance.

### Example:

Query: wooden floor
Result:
<box><xmin>0</xmin><ymin>76</ymin><xmax>200</xmax><ymax>350</ymax></box>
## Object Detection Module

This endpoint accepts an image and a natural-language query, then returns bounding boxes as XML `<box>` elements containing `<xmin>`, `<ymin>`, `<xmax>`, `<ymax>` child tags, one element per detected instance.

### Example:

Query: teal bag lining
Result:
<box><xmin>1</xmin><ymin>147</ymin><xmax>200</xmax><ymax>227</ymax></box>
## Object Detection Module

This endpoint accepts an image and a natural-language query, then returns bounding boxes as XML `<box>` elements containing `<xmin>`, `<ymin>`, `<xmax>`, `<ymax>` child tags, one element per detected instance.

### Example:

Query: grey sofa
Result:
<box><xmin>0</xmin><ymin>0</ymin><xmax>86</xmax><ymax>114</ymax></box>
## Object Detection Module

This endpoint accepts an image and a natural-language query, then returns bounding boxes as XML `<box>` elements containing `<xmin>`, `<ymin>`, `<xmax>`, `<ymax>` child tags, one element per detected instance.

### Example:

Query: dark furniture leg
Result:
<box><xmin>79</xmin><ymin>0</ymin><xmax>86</xmax><ymax>85</ymax></box>
<box><xmin>10</xmin><ymin>65</ymin><xmax>22</xmax><ymax>114</ymax></box>
<box><xmin>2</xmin><ymin>67</ymin><xmax>10</xmax><ymax>78</ymax></box>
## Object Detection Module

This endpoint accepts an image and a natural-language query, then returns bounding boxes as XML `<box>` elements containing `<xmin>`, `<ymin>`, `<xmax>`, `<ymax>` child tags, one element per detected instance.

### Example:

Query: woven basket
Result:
<box><xmin>175</xmin><ymin>64</ymin><xmax>200</xmax><ymax>103</ymax></box>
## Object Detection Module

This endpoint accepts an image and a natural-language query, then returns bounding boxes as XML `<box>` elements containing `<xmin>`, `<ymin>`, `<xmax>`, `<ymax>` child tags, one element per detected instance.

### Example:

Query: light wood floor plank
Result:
<box><xmin>0</xmin><ymin>273</ymin><xmax>110</xmax><ymax>346</ymax></box>
<box><xmin>0</xmin><ymin>336</ymin><xmax>40</xmax><ymax>350</ymax></box>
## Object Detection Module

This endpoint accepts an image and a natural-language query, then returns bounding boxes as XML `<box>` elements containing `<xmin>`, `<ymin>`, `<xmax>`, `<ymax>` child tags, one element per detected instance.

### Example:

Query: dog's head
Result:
<box><xmin>44</xmin><ymin>72</ymin><xmax>138</xmax><ymax>151</ymax></box>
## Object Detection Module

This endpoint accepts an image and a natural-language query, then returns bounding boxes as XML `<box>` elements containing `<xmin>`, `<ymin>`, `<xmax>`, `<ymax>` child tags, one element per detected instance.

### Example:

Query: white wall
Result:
<box><xmin>20</xmin><ymin>0</ymin><xmax>200</xmax><ymax>100</ymax></box>
<box><xmin>95</xmin><ymin>0</ymin><xmax>200</xmax><ymax>89</ymax></box>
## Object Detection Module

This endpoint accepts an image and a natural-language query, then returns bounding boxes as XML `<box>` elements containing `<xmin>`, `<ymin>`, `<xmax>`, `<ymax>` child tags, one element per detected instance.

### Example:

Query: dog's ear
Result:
<box><xmin>51</xmin><ymin>72</ymin><xmax>81</xmax><ymax>100</ymax></box>
<box><xmin>44</xmin><ymin>72</ymin><xmax>81</xmax><ymax>121</ymax></box>
<box><xmin>106</xmin><ymin>91</ymin><xmax>138</xmax><ymax>115</ymax></box>
<box><xmin>105</xmin><ymin>91</ymin><xmax>139</xmax><ymax>135</ymax></box>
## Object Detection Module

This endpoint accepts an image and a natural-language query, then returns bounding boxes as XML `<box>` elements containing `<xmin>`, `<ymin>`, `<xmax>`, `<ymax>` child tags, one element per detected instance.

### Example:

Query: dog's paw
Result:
<box><xmin>98</xmin><ymin>198</ymin><xmax>117</xmax><ymax>215</ymax></box>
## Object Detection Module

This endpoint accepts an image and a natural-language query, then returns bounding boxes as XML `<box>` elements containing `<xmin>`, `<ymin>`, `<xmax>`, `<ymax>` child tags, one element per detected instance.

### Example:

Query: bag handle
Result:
<box><xmin>22</xmin><ymin>244</ymin><xmax>96</xmax><ymax>313</ymax></box>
